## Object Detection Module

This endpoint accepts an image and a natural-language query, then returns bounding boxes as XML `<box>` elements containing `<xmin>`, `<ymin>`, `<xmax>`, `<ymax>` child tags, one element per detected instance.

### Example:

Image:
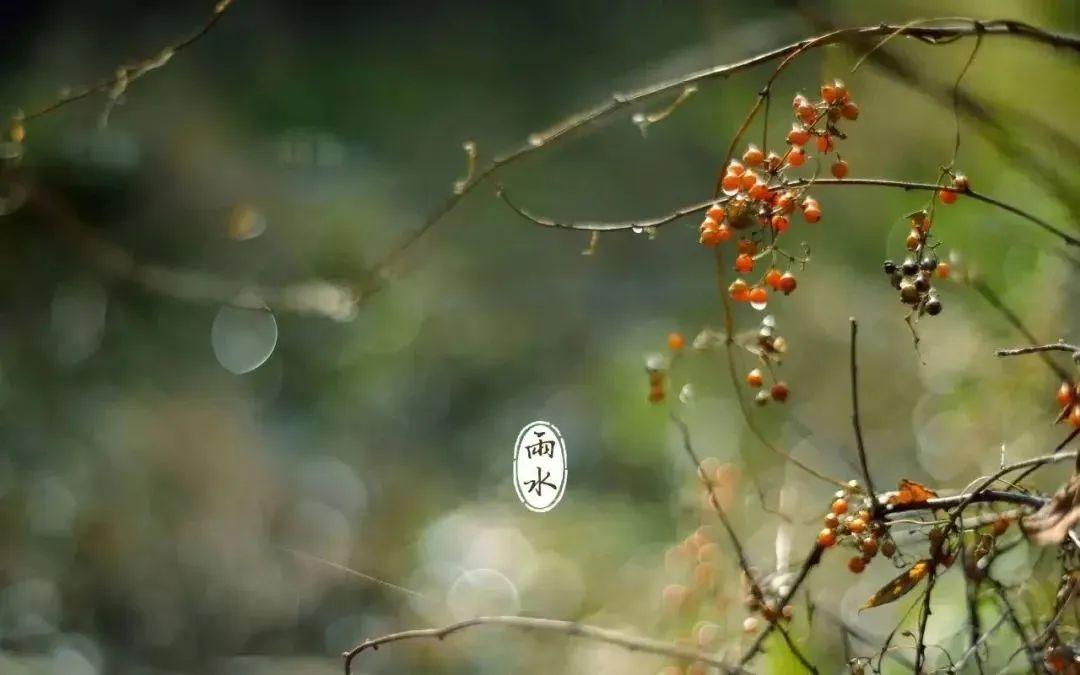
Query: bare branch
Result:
<box><xmin>849</xmin><ymin>318</ymin><xmax>879</xmax><ymax>513</ymax></box>
<box><xmin>341</xmin><ymin>615</ymin><xmax>745</xmax><ymax>675</ymax></box>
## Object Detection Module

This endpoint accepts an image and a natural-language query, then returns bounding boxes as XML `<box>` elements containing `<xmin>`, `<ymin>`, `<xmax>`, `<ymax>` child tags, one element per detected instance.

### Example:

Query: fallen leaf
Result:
<box><xmin>887</xmin><ymin>479</ymin><xmax>939</xmax><ymax>506</ymax></box>
<box><xmin>862</xmin><ymin>559</ymin><xmax>932</xmax><ymax>610</ymax></box>
<box><xmin>1022</xmin><ymin>475</ymin><xmax>1080</xmax><ymax>546</ymax></box>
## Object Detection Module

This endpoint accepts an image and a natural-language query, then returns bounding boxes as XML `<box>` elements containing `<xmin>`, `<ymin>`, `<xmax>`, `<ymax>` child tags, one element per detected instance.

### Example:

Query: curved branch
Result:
<box><xmin>497</xmin><ymin>186</ymin><xmax>716</xmax><ymax>232</ymax></box>
<box><xmin>354</xmin><ymin>19</ymin><xmax>1080</xmax><ymax>303</ymax></box>
<box><xmin>342</xmin><ymin>615</ymin><xmax>745</xmax><ymax>674</ymax></box>
<box><xmin>20</xmin><ymin>0</ymin><xmax>235</xmax><ymax>123</ymax></box>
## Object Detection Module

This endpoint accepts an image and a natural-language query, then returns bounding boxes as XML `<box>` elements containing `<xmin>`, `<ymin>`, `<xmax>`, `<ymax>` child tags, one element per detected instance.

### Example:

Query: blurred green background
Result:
<box><xmin>0</xmin><ymin>1</ymin><xmax>1078</xmax><ymax>673</ymax></box>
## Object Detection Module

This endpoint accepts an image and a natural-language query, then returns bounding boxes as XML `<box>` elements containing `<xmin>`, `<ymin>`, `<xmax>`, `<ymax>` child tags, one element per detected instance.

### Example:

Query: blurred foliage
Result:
<box><xmin>0</xmin><ymin>1</ymin><xmax>1078</xmax><ymax>673</ymax></box>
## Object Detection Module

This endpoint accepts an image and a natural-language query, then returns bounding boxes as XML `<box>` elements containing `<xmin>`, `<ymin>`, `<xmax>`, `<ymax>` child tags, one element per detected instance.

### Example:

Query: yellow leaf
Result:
<box><xmin>861</xmin><ymin>559</ymin><xmax>932</xmax><ymax>610</ymax></box>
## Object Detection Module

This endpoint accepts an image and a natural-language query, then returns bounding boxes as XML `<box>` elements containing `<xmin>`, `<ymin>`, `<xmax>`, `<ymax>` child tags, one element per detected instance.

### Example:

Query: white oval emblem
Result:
<box><xmin>513</xmin><ymin>421</ymin><xmax>567</xmax><ymax>512</ymax></box>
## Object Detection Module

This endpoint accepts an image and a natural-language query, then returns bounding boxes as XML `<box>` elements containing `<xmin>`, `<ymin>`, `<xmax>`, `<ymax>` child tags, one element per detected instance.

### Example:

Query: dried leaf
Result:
<box><xmin>887</xmin><ymin>479</ymin><xmax>939</xmax><ymax>506</ymax></box>
<box><xmin>1022</xmin><ymin>475</ymin><xmax>1080</xmax><ymax>546</ymax></box>
<box><xmin>861</xmin><ymin>559</ymin><xmax>932</xmax><ymax>610</ymax></box>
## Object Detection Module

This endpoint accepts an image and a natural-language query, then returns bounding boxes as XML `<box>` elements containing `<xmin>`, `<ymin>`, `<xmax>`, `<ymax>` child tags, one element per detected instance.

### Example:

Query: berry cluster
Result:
<box><xmin>881</xmin><ymin>210</ymin><xmax>950</xmax><ymax>316</ymax></box>
<box><xmin>1055</xmin><ymin>380</ymin><xmax>1080</xmax><ymax>428</ymax></box>
<box><xmin>699</xmin><ymin>81</ymin><xmax>860</xmax><ymax>312</ymax></box>
<box><xmin>743</xmin><ymin>315</ymin><xmax>790</xmax><ymax>406</ymax></box>
<box><xmin>645</xmin><ymin>332</ymin><xmax>687</xmax><ymax>403</ymax></box>
<box><xmin>815</xmin><ymin>486</ymin><xmax>897</xmax><ymax>574</ymax></box>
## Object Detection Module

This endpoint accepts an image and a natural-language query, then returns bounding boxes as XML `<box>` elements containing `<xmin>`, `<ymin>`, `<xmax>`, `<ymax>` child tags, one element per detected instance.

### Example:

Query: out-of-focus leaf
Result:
<box><xmin>887</xmin><ymin>479</ymin><xmax>939</xmax><ymax>506</ymax></box>
<box><xmin>1022</xmin><ymin>475</ymin><xmax>1080</xmax><ymax>546</ymax></box>
<box><xmin>861</xmin><ymin>559</ymin><xmax>932</xmax><ymax>610</ymax></box>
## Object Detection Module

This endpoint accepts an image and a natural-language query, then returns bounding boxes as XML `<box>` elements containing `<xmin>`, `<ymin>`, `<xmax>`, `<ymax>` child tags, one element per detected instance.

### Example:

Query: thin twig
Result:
<box><xmin>352</xmin><ymin>19</ymin><xmax>1080</xmax><ymax>305</ymax></box>
<box><xmin>20</xmin><ymin>0</ymin><xmax>236</xmax><ymax>123</ymax></box>
<box><xmin>341</xmin><ymin>615</ymin><xmax>745</xmax><ymax>674</ymax></box>
<box><xmin>849</xmin><ymin>318</ymin><xmax>879</xmax><ymax>513</ymax></box>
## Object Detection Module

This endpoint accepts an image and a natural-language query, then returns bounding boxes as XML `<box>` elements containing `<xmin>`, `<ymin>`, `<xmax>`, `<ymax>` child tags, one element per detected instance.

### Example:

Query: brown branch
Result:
<box><xmin>996</xmin><ymin>343</ymin><xmax>1080</xmax><ymax>358</ymax></box>
<box><xmin>849</xmin><ymin>318</ymin><xmax>879</xmax><ymax>514</ymax></box>
<box><xmin>20</xmin><ymin>0</ymin><xmax>236</xmax><ymax>123</ymax></box>
<box><xmin>352</xmin><ymin>19</ymin><xmax>1080</xmax><ymax>306</ymax></box>
<box><xmin>341</xmin><ymin>615</ymin><xmax>745</xmax><ymax>674</ymax></box>
<box><xmin>970</xmin><ymin>280</ymin><xmax>1071</xmax><ymax>381</ymax></box>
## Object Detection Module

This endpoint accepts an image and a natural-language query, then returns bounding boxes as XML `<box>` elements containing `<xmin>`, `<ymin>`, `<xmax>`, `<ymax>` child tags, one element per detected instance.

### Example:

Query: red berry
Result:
<box><xmin>1070</xmin><ymin>404</ymin><xmax>1080</xmax><ymax>429</ymax></box>
<box><xmin>779</xmin><ymin>272</ymin><xmax>797</xmax><ymax>294</ymax></box>
<box><xmin>1057</xmin><ymin>381</ymin><xmax>1076</xmax><ymax>407</ymax></box>
<box><xmin>847</xmin><ymin>556</ymin><xmax>866</xmax><ymax>574</ymax></box>
<box><xmin>939</xmin><ymin>188</ymin><xmax>958</xmax><ymax>204</ymax></box>
<box><xmin>721</xmin><ymin>173</ymin><xmax>741</xmax><ymax>194</ymax></box>
<box><xmin>771</xmin><ymin>214</ymin><xmax>789</xmax><ymax>233</ymax></box>
<box><xmin>735</xmin><ymin>253</ymin><xmax>755</xmax><ymax>273</ymax></box>
<box><xmin>831</xmin><ymin>498</ymin><xmax>848</xmax><ymax>515</ymax></box>
<box><xmin>668</xmin><ymin>333</ymin><xmax>685</xmax><ymax>352</ymax></box>
<box><xmin>706</xmin><ymin>204</ymin><xmax>726</xmax><ymax>222</ymax></box>
<box><xmin>830</xmin><ymin>160</ymin><xmax>849</xmax><ymax>179</ymax></box>
<box><xmin>764</xmin><ymin>268</ymin><xmax>783</xmax><ymax>290</ymax></box>
<box><xmin>748</xmin><ymin>286</ymin><xmax>768</xmax><ymax>305</ymax></box>
<box><xmin>726</xmin><ymin>161</ymin><xmax>745</xmax><ymax>177</ymax></box>
<box><xmin>816</xmin><ymin>134</ymin><xmax>833</xmax><ymax>153</ymax></box>
<box><xmin>770</xmin><ymin>381</ymin><xmax>789</xmax><ymax>402</ymax></box>
<box><xmin>787</xmin><ymin>146</ymin><xmax>806</xmax><ymax>167</ymax></box>
<box><xmin>840</xmin><ymin>101</ymin><xmax>859</xmax><ymax>120</ymax></box>
<box><xmin>821</xmin><ymin>82</ymin><xmax>839</xmax><ymax>104</ymax></box>
<box><xmin>716</xmin><ymin>223</ymin><xmax>733</xmax><ymax>243</ymax></box>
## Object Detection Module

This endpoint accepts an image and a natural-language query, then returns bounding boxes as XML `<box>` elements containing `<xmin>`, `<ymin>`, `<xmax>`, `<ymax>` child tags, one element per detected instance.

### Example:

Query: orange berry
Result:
<box><xmin>774</xmin><ymin>192</ymin><xmax>795</xmax><ymax>214</ymax></box>
<box><xmin>847</xmin><ymin>556</ymin><xmax>866</xmax><ymax>574</ymax></box>
<box><xmin>1070</xmin><ymin>404</ymin><xmax>1080</xmax><ymax>429</ymax></box>
<box><xmin>824</xmin><ymin>512</ymin><xmax>840</xmax><ymax>529</ymax></box>
<box><xmin>721</xmin><ymin>173</ymin><xmax>741</xmax><ymax>194</ymax></box>
<box><xmin>743</xmin><ymin>145</ymin><xmax>764</xmax><ymax>167</ymax></box>
<box><xmin>770</xmin><ymin>381</ymin><xmax>788</xmax><ymax>402</ymax></box>
<box><xmin>792</xmin><ymin>93</ymin><xmax>810</xmax><ymax>111</ymax></box>
<box><xmin>830</xmin><ymin>160</ymin><xmax>849</xmax><ymax>179</ymax></box>
<box><xmin>648</xmin><ymin>387</ymin><xmax>665</xmax><ymax>403</ymax></box>
<box><xmin>834</xmin><ymin>81</ymin><xmax>849</xmax><ymax>102</ymax></box>
<box><xmin>880</xmin><ymin>539</ymin><xmax>897</xmax><ymax>558</ymax></box>
<box><xmin>715</xmin><ymin>223</ymin><xmax>734</xmax><ymax>243</ymax></box>
<box><xmin>939</xmin><ymin>188</ymin><xmax>958</xmax><ymax>204</ymax></box>
<box><xmin>848</xmin><ymin>518</ymin><xmax>867</xmax><ymax>534</ymax></box>
<box><xmin>748</xmin><ymin>286</ymin><xmax>768</xmax><ymax>305</ymax></box>
<box><xmin>764</xmin><ymin>269</ymin><xmax>783</xmax><ymax>290</ymax></box>
<box><xmin>802</xmin><ymin>205</ymin><xmax>821</xmax><ymax>223</ymax></box>
<box><xmin>726</xmin><ymin>161</ymin><xmax>746</xmax><ymax>177</ymax></box>
<box><xmin>821</xmin><ymin>82</ymin><xmax>839</xmax><ymax>104</ymax></box>
<box><xmin>817</xmin><ymin>528</ymin><xmax>837</xmax><ymax>548</ymax></box>
<box><xmin>740</xmin><ymin>170</ymin><xmax>759</xmax><ymax>192</ymax></box>
<box><xmin>787</xmin><ymin>124</ymin><xmax>811</xmax><ymax>146</ymax></box>
<box><xmin>771</xmin><ymin>214</ymin><xmax>789</xmax><ymax>233</ymax></box>
<box><xmin>699</xmin><ymin>216</ymin><xmax>718</xmax><ymax>232</ymax></box>
<box><xmin>936</xmin><ymin>261</ymin><xmax>951</xmax><ymax>279</ymax></box>
<box><xmin>816</xmin><ymin>134</ymin><xmax>833</xmax><ymax>153</ymax></box>
<box><xmin>735</xmin><ymin>253</ymin><xmax>755</xmax><ymax>273</ymax></box>
<box><xmin>786</xmin><ymin>146</ymin><xmax>806</xmax><ymax>167</ymax></box>
<box><xmin>840</xmin><ymin>101</ymin><xmax>859</xmax><ymax>120</ymax></box>
<box><xmin>906</xmin><ymin>230</ymin><xmax>921</xmax><ymax>251</ymax></box>
<box><xmin>1057</xmin><ymin>381</ymin><xmax>1076</xmax><ymax>407</ymax></box>
<box><xmin>699</xmin><ymin>226</ymin><xmax>721</xmax><ymax>247</ymax></box>
<box><xmin>749</xmin><ymin>183</ymin><xmax>771</xmax><ymax>201</ymax></box>
<box><xmin>668</xmin><ymin>332</ymin><xmax>685</xmax><ymax>352</ymax></box>
<box><xmin>796</xmin><ymin>104</ymin><xmax>816</xmax><ymax>124</ymax></box>
<box><xmin>746</xmin><ymin>368</ymin><xmax>764</xmax><ymax>388</ymax></box>
<box><xmin>706</xmin><ymin>204</ymin><xmax>726</xmax><ymax>222</ymax></box>
<box><xmin>779</xmin><ymin>272</ymin><xmax>797</xmax><ymax>295</ymax></box>
<box><xmin>831</xmin><ymin>498</ymin><xmax>848</xmax><ymax>515</ymax></box>
<box><xmin>729</xmin><ymin>279</ymin><xmax>750</xmax><ymax>302</ymax></box>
